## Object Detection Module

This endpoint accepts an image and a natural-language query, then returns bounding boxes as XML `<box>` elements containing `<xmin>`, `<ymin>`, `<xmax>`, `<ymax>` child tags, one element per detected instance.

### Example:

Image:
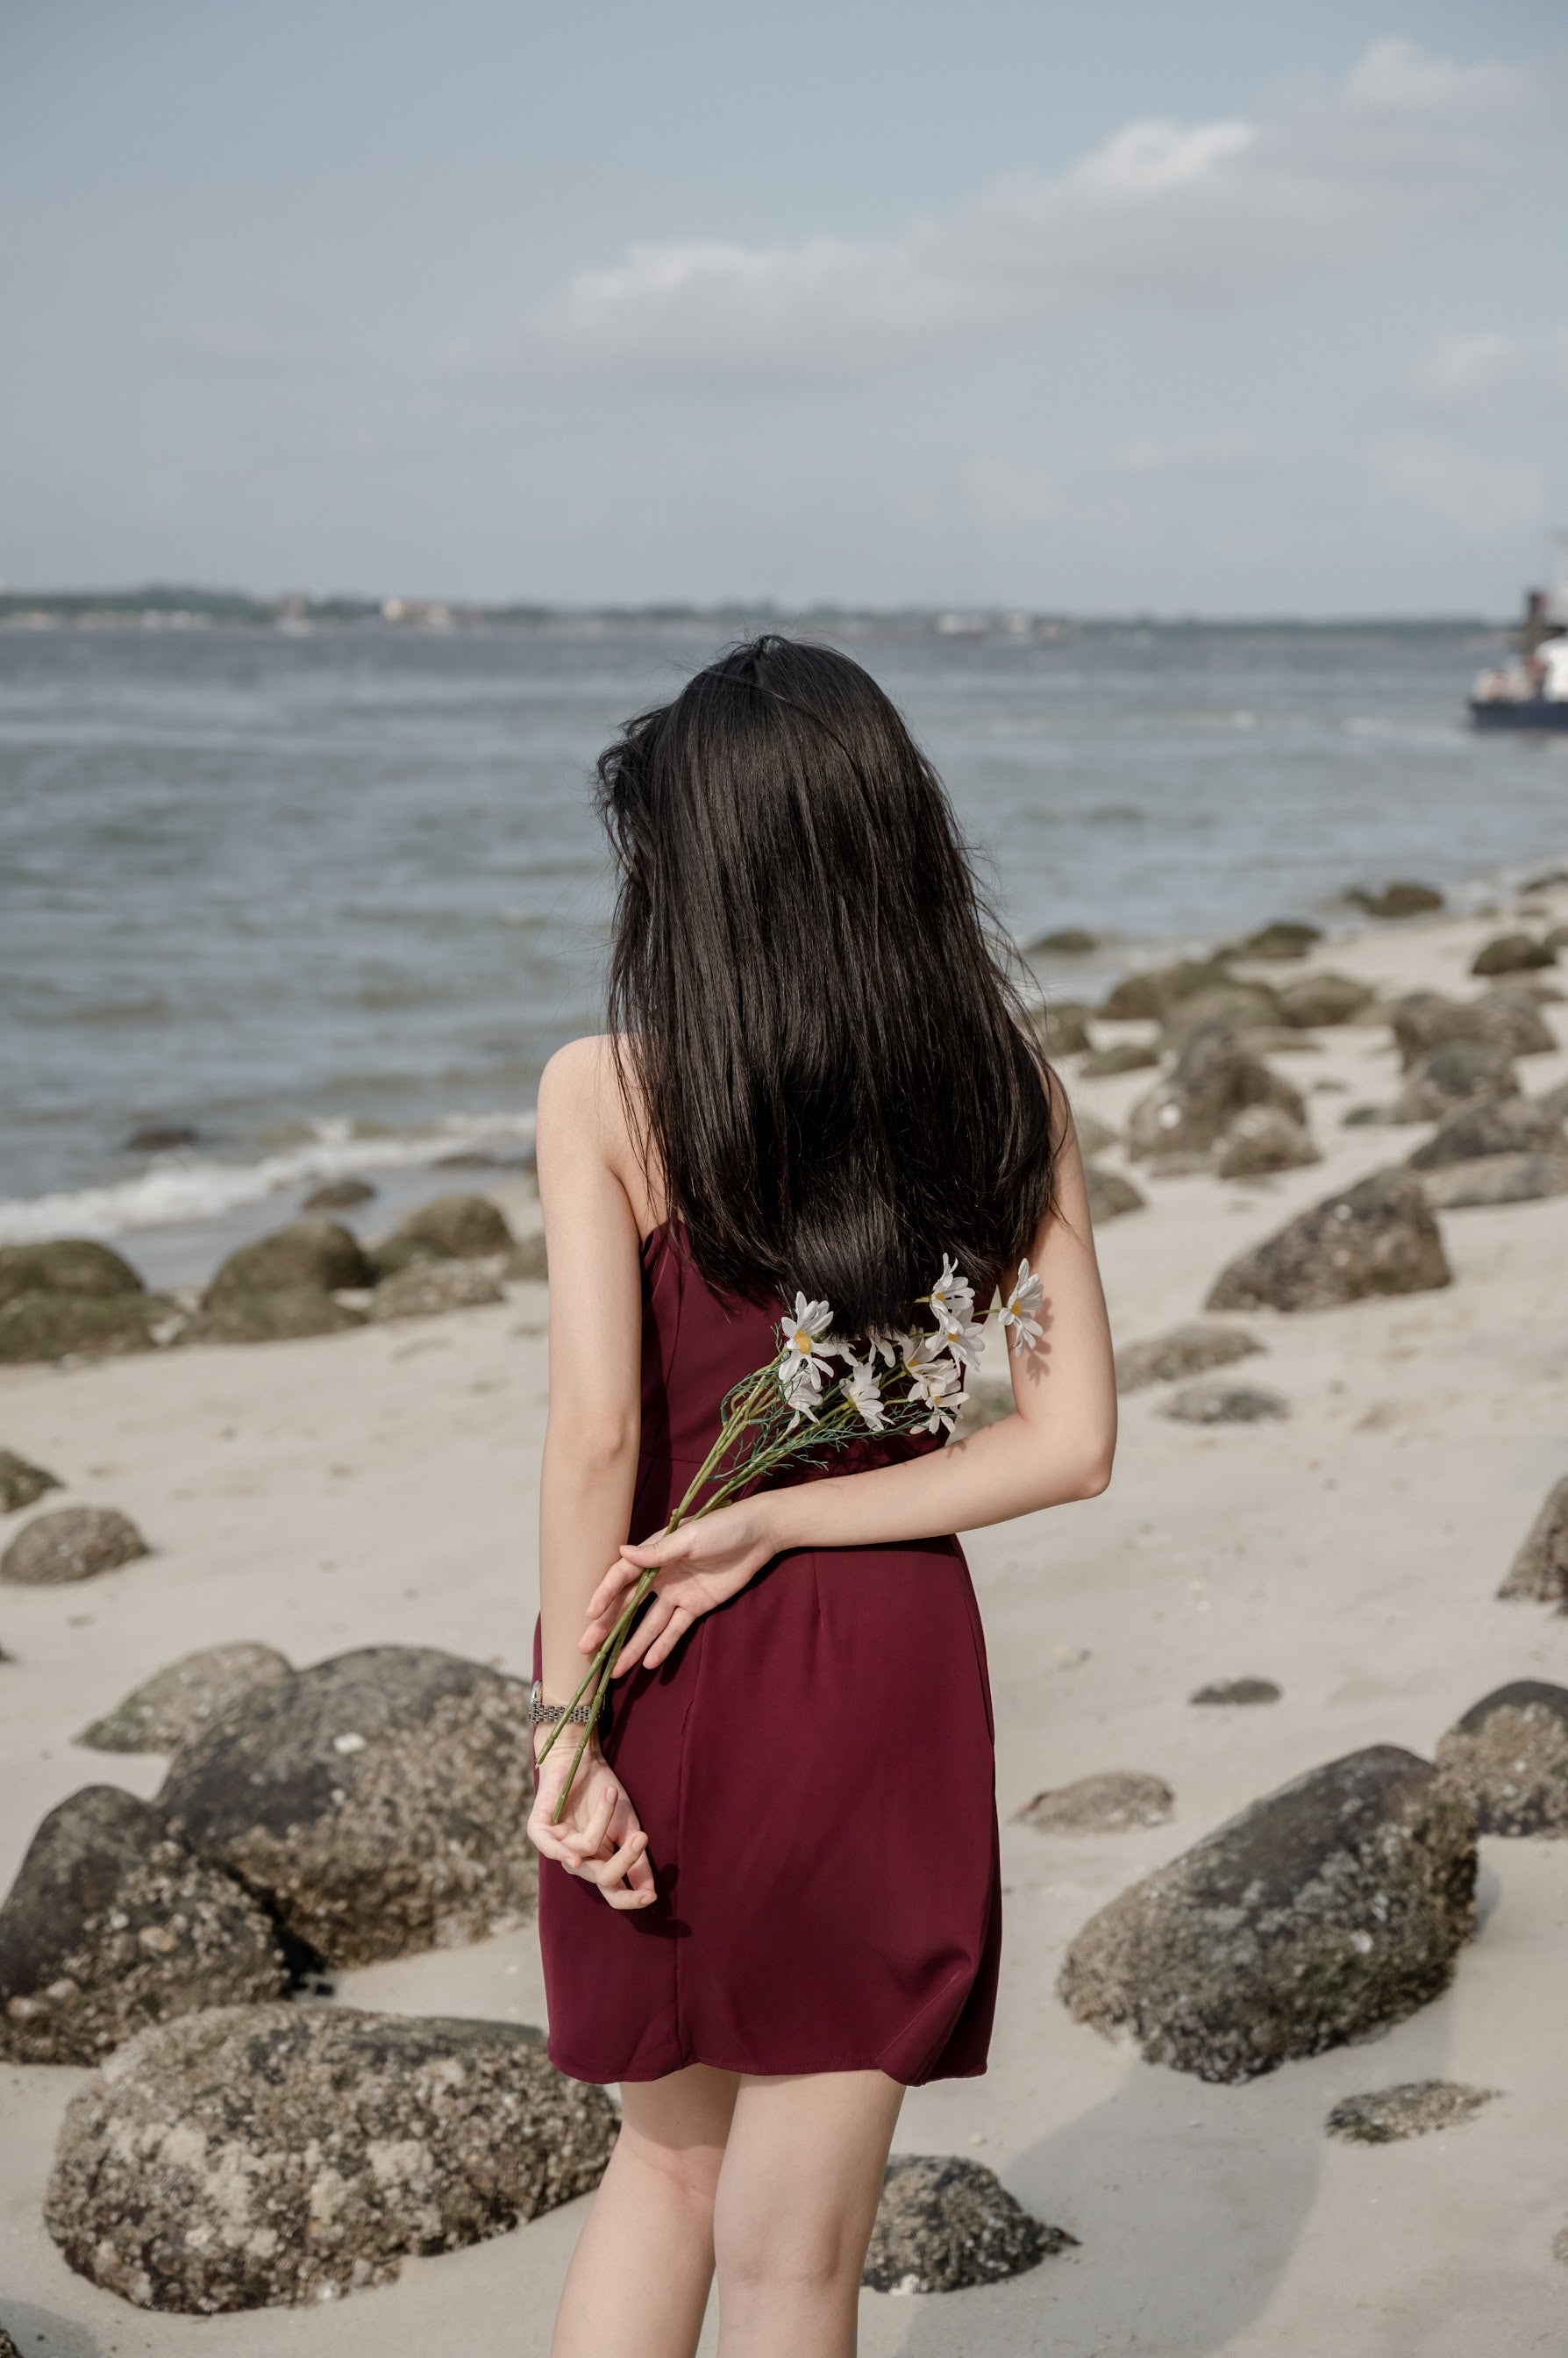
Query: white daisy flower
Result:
<box><xmin>999</xmin><ymin>1260</ymin><xmax>1045</xmax><ymax>1354</ymax></box>
<box><xmin>778</xmin><ymin>1292</ymin><xmax>837</xmax><ymax>1395</ymax></box>
<box><xmin>928</xmin><ymin>1254</ymin><xmax>974</xmax><ymax>1324</ymax></box>
<box><xmin>906</xmin><ymin>1354</ymin><xmax>967</xmax><ymax>1434</ymax></box>
<box><xmin>842</xmin><ymin>1355</ymin><xmax>887</xmax><ymax>1433</ymax></box>
<box><xmin>929</xmin><ymin>1305</ymin><xmax>987</xmax><ymax>1370</ymax></box>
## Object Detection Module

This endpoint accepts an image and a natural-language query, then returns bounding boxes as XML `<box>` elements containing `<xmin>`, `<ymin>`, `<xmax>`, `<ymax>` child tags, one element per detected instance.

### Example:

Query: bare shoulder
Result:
<box><xmin>536</xmin><ymin>1035</ymin><xmax>652</xmax><ymax>1208</ymax></box>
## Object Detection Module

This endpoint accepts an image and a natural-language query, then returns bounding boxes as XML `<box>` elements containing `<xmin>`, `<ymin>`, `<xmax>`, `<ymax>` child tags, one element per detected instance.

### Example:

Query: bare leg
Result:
<box><xmin>712</xmin><ymin>2070</ymin><xmax>906</xmax><ymax>2358</ymax></box>
<box><xmin>551</xmin><ymin>2062</ymin><xmax>739</xmax><ymax>2358</ymax></box>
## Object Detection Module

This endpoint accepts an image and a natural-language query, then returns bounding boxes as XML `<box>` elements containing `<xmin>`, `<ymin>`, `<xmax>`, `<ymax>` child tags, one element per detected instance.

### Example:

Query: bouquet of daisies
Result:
<box><xmin>538</xmin><ymin>1254</ymin><xmax>1044</xmax><ymax>1814</ymax></box>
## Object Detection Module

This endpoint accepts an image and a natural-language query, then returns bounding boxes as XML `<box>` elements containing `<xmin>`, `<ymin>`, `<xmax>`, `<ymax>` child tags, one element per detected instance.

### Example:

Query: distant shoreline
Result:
<box><xmin>0</xmin><ymin>589</ymin><xmax>1509</xmax><ymax>640</ymax></box>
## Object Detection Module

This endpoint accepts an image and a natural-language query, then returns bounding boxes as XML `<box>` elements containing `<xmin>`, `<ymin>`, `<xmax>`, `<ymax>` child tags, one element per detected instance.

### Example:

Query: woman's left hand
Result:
<box><xmin>580</xmin><ymin>1497</ymin><xmax>780</xmax><ymax>1676</ymax></box>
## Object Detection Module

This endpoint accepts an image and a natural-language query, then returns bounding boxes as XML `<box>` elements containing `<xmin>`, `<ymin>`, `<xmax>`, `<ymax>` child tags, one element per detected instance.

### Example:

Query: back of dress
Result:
<box><xmin>534</xmin><ymin>1217</ymin><xmax>1001</xmax><ymax>2087</ymax></box>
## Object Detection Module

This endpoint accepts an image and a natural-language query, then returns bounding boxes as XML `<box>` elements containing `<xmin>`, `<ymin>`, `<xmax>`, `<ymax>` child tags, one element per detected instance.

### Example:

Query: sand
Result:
<box><xmin>3</xmin><ymin>890</ymin><xmax>1567</xmax><ymax>2358</ymax></box>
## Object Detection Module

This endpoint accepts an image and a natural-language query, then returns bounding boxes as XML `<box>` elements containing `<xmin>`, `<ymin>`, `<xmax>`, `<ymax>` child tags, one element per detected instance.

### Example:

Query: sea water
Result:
<box><xmin>2</xmin><ymin>619</ymin><xmax>1564</xmax><ymax>1280</ymax></box>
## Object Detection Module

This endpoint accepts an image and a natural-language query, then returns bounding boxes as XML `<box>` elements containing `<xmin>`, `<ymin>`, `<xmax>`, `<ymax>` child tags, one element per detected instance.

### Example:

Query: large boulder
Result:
<box><xmin>189</xmin><ymin>1288</ymin><xmax>366</xmax><ymax>1345</ymax></box>
<box><xmin>862</xmin><ymin>2155</ymin><xmax>1073</xmax><ymax>2294</ymax></box>
<box><xmin>1435</xmin><ymin>1682</ymin><xmax>1568</xmax><ymax>1836</ymax></box>
<box><xmin>1128</xmin><ymin>1026</ymin><xmax>1305</xmax><ymax>1168</ymax></box>
<box><xmin>0</xmin><ymin>1787</ymin><xmax>285</xmax><ymax>2064</ymax></box>
<box><xmin>369</xmin><ymin>1193</ymin><xmax>515</xmax><ymax>1280</ymax></box>
<box><xmin>1237</xmin><ymin>919</ymin><xmax>1322</xmax><ymax>961</ymax></box>
<box><xmin>44</xmin><ymin>2004</ymin><xmax>617</xmax><ymax>2312</ymax></box>
<box><xmin>1393</xmin><ymin>1040</ymin><xmax>1517</xmax><ymax>1123</ymax></box>
<box><xmin>1158</xmin><ymin>983</ymin><xmax>1281</xmax><ymax>1052</ymax></box>
<box><xmin>0</xmin><ymin>1239</ymin><xmax>143</xmax><ymax>1311</ymax></box>
<box><xmin>1408</xmin><ymin>1094</ymin><xmax>1568</xmax><ymax>1168</ymax></box>
<box><xmin>1277</xmin><ymin>972</ymin><xmax>1375</xmax><ymax>1029</ymax></box>
<box><xmin>1390</xmin><ymin>988</ymin><xmax>1554</xmax><ymax>1069</ymax></box>
<box><xmin>1471</xmin><ymin>930</ymin><xmax>1556</xmax><ymax>976</ymax></box>
<box><xmin>158</xmin><ymin>1646</ymin><xmax>538</xmax><ymax>1966</ymax></box>
<box><xmin>1417</xmin><ymin>1154</ymin><xmax>1568</xmax><ymax>1210</ymax></box>
<box><xmin>1206</xmin><ymin>1168</ymin><xmax>1451</xmax><ymax>1314</ymax></box>
<box><xmin>1215</xmin><ymin>1105</ymin><xmax>1320</xmax><ymax>1178</ymax></box>
<box><xmin>1023</xmin><ymin>1000</ymin><xmax>1094</xmax><ymax>1057</ymax></box>
<box><xmin>1474</xmin><ymin>986</ymin><xmax>1557</xmax><ymax>1057</ymax></box>
<box><xmin>1115</xmin><ymin>1321</ymin><xmax>1264</xmax><ymax>1394</ymax></box>
<box><xmin>1084</xmin><ymin>1166</ymin><xmax>1145</xmax><ymax>1223</ymax></box>
<box><xmin>1101</xmin><ymin>957</ymin><xmax>1233</xmax><ymax>1022</ymax></box>
<box><xmin>366</xmin><ymin>1260</ymin><xmax>505</xmax><ymax>1322</ymax></box>
<box><xmin>77</xmin><ymin>1642</ymin><xmax>294</xmax><ymax>1754</ymax></box>
<box><xmin>1498</xmin><ymin>1474</ymin><xmax>1568</xmax><ymax>1604</ymax></box>
<box><xmin>0</xmin><ymin>1291</ymin><xmax>187</xmax><ymax>1362</ymax></box>
<box><xmin>1057</xmin><ymin>1746</ymin><xmax>1477</xmax><ymax>2083</ymax></box>
<box><xmin>205</xmin><ymin>1220</ymin><xmax>370</xmax><ymax>1305</ymax></box>
<box><xmin>1</xmin><ymin>1505</ymin><xmax>148</xmax><ymax>1587</ymax></box>
<box><xmin>0</xmin><ymin>1448</ymin><xmax>61</xmax><ymax>1513</ymax></box>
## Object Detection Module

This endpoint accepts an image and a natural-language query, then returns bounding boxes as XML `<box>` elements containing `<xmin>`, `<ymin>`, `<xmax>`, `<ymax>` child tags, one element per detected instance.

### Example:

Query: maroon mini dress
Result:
<box><xmin>534</xmin><ymin>1219</ymin><xmax>1001</xmax><ymax>2086</ymax></box>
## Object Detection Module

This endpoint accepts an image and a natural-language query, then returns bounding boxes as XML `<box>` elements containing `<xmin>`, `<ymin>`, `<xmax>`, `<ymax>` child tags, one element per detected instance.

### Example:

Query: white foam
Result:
<box><xmin>0</xmin><ymin>1113</ymin><xmax>536</xmax><ymax>1247</ymax></box>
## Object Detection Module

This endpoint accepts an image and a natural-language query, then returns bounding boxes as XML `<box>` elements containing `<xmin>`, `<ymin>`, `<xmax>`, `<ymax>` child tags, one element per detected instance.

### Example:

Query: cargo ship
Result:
<box><xmin>1470</xmin><ymin>539</ymin><xmax>1568</xmax><ymax>729</ymax></box>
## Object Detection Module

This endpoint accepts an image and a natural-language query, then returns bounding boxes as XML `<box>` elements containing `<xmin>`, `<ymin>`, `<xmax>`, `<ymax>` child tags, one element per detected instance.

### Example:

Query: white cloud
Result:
<box><xmin>1413</xmin><ymin>328</ymin><xmax>1568</xmax><ymax>414</ymax></box>
<box><xmin>460</xmin><ymin>39</ymin><xmax>1529</xmax><ymax>395</ymax></box>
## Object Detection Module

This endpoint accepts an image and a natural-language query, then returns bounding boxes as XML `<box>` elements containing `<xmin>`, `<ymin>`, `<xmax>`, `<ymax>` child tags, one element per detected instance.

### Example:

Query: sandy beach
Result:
<box><xmin>4</xmin><ymin>887</ymin><xmax>1567</xmax><ymax>2358</ymax></box>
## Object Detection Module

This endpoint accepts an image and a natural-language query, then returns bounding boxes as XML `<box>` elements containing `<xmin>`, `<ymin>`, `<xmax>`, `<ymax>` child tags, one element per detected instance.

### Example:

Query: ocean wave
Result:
<box><xmin>0</xmin><ymin>1112</ymin><xmax>536</xmax><ymax>1247</ymax></box>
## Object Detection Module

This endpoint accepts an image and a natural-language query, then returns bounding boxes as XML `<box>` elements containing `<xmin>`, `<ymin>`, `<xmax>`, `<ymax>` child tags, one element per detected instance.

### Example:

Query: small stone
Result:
<box><xmin>1237</xmin><ymin>920</ymin><xmax>1323</xmax><ymax>961</ymax></box>
<box><xmin>1159</xmin><ymin>985</ymin><xmax>1282</xmax><ymax>1053</ymax></box>
<box><xmin>1084</xmin><ymin>1166</ymin><xmax>1145</xmax><ymax>1223</ymax></box>
<box><xmin>1162</xmin><ymin>1383</ymin><xmax>1288</xmax><ymax>1426</ymax></box>
<box><xmin>0</xmin><ymin>1786</ymin><xmax>286</xmax><ymax>2063</ymax></box>
<box><xmin>1030</xmin><ymin>926</ymin><xmax>1099</xmax><ymax>954</ymax></box>
<box><xmin>1190</xmin><ymin>1676</ymin><xmax>1282</xmax><ymax>1705</ymax></box>
<box><xmin>1417</xmin><ymin>1154</ymin><xmax>1568</xmax><ymax>1210</ymax></box>
<box><xmin>1408</xmin><ymin>1094</ymin><xmax>1567</xmax><ymax>1168</ymax></box>
<box><xmin>1276</xmin><ymin>972</ymin><xmax>1376</xmax><ymax>1028</ymax></box>
<box><xmin>124</xmin><ymin>1123</ymin><xmax>203</xmax><ymax>1153</ymax></box>
<box><xmin>862</xmin><ymin>2155</ymin><xmax>1075</xmax><ymax>2295</ymax></box>
<box><xmin>1325</xmin><ymin>2080</ymin><xmax>1497</xmax><ymax>2144</ymax></box>
<box><xmin>1078</xmin><ymin>1040</ymin><xmax>1159</xmax><ymax>1077</ymax></box>
<box><xmin>1</xmin><ymin>1506</ymin><xmax>149</xmax><ymax>1587</ymax></box>
<box><xmin>1393</xmin><ymin>1040</ymin><xmax>1518</xmax><ymax>1122</ymax></box>
<box><xmin>1215</xmin><ymin>1105</ymin><xmax>1320</xmax><ymax>1178</ymax></box>
<box><xmin>1023</xmin><ymin>1000</ymin><xmax>1094</xmax><ymax>1057</ymax></box>
<box><xmin>1101</xmin><ymin>957</ymin><xmax>1236</xmax><ymax>1022</ymax></box>
<box><xmin>367</xmin><ymin>1261</ymin><xmax>505</xmax><ymax>1322</ymax></box>
<box><xmin>1435</xmin><ymin>1682</ymin><xmax>1568</xmax><ymax>1835</ymax></box>
<box><xmin>1115</xmin><ymin>1321</ymin><xmax>1264</xmax><ymax>1394</ymax></box>
<box><xmin>0</xmin><ymin>1448</ymin><xmax>62</xmax><ymax>1514</ymax></box>
<box><xmin>369</xmin><ymin>1192</ymin><xmax>516</xmax><ymax>1281</ymax></box>
<box><xmin>1389</xmin><ymin>988</ymin><xmax>1550</xmax><ymax>1069</ymax></box>
<box><xmin>1471</xmin><ymin>931</ymin><xmax>1556</xmax><ymax>976</ymax></box>
<box><xmin>206</xmin><ymin>1220</ymin><xmax>370</xmax><ymax>1304</ymax></box>
<box><xmin>301</xmin><ymin>1177</ymin><xmax>376</xmax><ymax>1211</ymax></box>
<box><xmin>44</xmin><ymin>2004</ymin><xmax>616</xmax><ymax>2312</ymax></box>
<box><xmin>77</xmin><ymin>1643</ymin><xmax>294</xmax><ymax>1754</ymax></box>
<box><xmin>1017</xmin><ymin>1772</ymin><xmax>1174</xmax><ymax>1833</ymax></box>
<box><xmin>189</xmin><ymin>1289</ymin><xmax>367</xmax><ymax>1345</ymax></box>
<box><xmin>0</xmin><ymin>1239</ymin><xmax>144</xmax><ymax>1311</ymax></box>
<box><xmin>1346</xmin><ymin>881</ymin><xmax>1444</xmax><ymax>919</ymax></box>
<box><xmin>1498</xmin><ymin>1474</ymin><xmax>1568</xmax><ymax>1604</ymax></box>
<box><xmin>1058</xmin><ymin>1745</ymin><xmax>1477</xmax><ymax>2083</ymax></box>
<box><xmin>1472</xmin><ymin>987</ymin><xmax>1557</xmax><ymax>1058</ymax></box>
<box><xmin>1206</xmin><ymin>1168</ymin><xmax>1451</xmax><ymax>1315</ymax></box>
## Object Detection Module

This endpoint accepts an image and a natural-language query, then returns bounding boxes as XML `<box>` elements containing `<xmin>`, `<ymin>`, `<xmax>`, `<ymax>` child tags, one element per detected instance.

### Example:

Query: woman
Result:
<box><xmin>528</xmin><ymin>636</ymin><xmax>1115</xmax><ymax>2358</ymax></box>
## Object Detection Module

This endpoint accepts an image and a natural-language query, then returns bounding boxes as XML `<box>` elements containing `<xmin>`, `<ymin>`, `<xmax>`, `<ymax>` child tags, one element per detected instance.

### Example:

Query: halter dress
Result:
<box><xmin>533</xmin><ymin>1218</ymin><xmax>1001</xmax><ymax>2085</ymax></box>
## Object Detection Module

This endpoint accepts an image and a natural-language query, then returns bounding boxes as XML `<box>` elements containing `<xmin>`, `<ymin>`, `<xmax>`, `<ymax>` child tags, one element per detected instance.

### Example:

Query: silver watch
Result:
<box><xmin>530</xmin><ymin>1678</ymin><xmax>595</xmax><ymax>1727</ymax></box>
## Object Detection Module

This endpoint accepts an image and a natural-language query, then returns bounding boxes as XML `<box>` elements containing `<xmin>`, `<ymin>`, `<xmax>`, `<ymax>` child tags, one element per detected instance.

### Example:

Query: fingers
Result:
<box><xmin>584</xmin><ymin>1555</ymin><xmax>641</xmax><ymax>1625</ymax></box>
<box><xmin>641</xmin><ymin>1606</ymin><xmax>694</xmax><ymax>1672</ymax></box>
<box><xmin>610</xmin><ymin>1597</ymin><xmax>674</xmax><ymax>1676</ymax></box>
<box><xmin>559</xmin><ymin>1781</ymin><xmax>617</xmax><ymax>1862</ymax></box>
<box><xmin>575</xmin><ymin>1826</ymin><xmax>655</xmax><ymax>1908</ymax></box>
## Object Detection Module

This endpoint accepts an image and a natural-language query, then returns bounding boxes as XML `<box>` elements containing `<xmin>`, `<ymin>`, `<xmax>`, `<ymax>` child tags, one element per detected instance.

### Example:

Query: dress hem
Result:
<box><xmin>546</xmin><ymin>2041</ymin><xmax>989</xmax><ymax>2090</ymax></box>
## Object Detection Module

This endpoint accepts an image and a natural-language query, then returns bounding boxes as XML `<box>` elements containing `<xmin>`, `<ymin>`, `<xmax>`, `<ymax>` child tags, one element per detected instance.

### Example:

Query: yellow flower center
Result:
<box><xmin>792</xmin><ymin>1328</ymin><xmax>812</xmax><ymax>1354</ymax></box>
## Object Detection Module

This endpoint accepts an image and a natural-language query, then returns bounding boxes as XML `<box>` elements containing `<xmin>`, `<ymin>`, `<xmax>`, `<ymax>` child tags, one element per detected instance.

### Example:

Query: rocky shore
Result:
<box><xmin>2</xmin><ymin>878</ymin><xmax>1567</xmax><ymax>2355</ymax></box>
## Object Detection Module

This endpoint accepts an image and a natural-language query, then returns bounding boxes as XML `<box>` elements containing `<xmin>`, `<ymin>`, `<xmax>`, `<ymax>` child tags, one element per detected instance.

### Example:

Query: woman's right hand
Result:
<box><xmin>527</xmin><ymin>1734</ymin><xmax>658</xmax><ymax>1911</ymax></box>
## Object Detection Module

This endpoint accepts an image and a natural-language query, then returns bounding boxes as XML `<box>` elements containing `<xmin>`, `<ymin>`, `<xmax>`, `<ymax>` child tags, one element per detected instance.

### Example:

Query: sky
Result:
<box><xmin>2</xmin><ymin>0</ymin><xmax>1564</xmax><ymax>613</ymax></box>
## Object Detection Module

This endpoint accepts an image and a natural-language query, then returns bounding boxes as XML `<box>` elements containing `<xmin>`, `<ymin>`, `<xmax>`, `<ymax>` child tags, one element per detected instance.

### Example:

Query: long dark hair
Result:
<box><xmin>595</xmin><ymin>636</ymin><xmax>1057</xmax><ymax>1334</ymax></box>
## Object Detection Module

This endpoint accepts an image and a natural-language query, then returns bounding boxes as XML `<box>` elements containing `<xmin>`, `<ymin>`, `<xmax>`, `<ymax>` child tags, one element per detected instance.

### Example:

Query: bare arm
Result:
<box><xmin>583</xmin><ymin>1113</ymin><xmax>1116</xmax><ymax>1676</ymax></box>
<box><xmin>527</xmin><ymin>1036</ymin><xmax>656</xmax><ymax>1906</ymax></box>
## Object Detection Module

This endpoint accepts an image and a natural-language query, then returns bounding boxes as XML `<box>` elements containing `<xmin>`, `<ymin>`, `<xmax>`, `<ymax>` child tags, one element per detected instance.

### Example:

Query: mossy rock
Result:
<box><xmin>0</xmin><ymin>1240</ymin><xmax>144</xmax><ymax>1313</ymax></box>
<box><xmin>369</xmin><ymin>1193</ymin><xmax>516</xmax><ymax>1279</ymax></box>
<box><xmin>206</xmin><ymin>1220</ymin><xmax>370</xmax><ymax>1304</ymax></box>
<box><xmin>0</xmin><ymin>1292</ymin><xmax>185</xmax><ymax>1363</ymax></box>
<box><xmin>189</xmin><ymin>1289</ymin><xmax>366</xmax><ymax>1346</ymax></box>
<box><xmin>1101</xmin><ymin>957</ymin><xmax>1233</xmax><ymax>1022</ymax></box>
<box><xmin>0</xmin><ymin>1449</ymin><xmax>62</xmax><ymax>1514</ymax></box>
<box><xmin>1277</xmin><ymin>972</ymin><xmax>1375</xmax><ymax>1028</ymax></box>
